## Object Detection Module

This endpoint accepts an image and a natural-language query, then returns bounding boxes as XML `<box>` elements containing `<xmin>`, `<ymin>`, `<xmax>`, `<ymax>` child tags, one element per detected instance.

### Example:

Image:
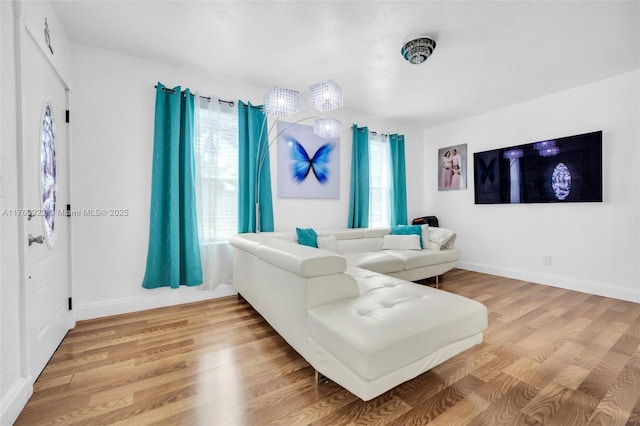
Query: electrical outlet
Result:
<box><xmin>543</xmin><ymin>256</ymin><xmax>552</xmax><ymax>265</ymax></box>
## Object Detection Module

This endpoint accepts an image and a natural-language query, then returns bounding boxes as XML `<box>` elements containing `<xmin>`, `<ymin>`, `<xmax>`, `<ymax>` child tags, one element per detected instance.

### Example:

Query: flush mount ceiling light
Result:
<box><xmin>401</xmin><ymin>36</ymin><xmax>437</xmax><ymax>65</ymax></box>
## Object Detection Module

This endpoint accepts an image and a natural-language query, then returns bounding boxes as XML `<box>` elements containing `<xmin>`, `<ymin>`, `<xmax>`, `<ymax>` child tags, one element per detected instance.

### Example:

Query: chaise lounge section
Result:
<box><xmin>229</xmin><ymin>228</ymin><xmax>487</xmax><ymax>400</ymax></box>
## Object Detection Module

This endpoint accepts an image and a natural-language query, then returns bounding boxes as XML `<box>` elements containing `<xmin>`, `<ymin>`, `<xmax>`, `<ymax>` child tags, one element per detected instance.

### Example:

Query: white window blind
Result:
<box><xmin>194</xmin><ymin>99</ymin><xmax>238</xmax><ymax>243</ymax></box>
<box><xmin>368</xmin><ymin>133</ymin><xmax>391</xmax><ymax>228</ymax></box>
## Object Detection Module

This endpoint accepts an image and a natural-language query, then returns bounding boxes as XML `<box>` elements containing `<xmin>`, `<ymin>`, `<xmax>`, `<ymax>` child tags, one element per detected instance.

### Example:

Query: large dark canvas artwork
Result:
<box><xmin>474</xmin><ymin>131</ymin><xmax>602</xmax><ymax>204</ymax></box>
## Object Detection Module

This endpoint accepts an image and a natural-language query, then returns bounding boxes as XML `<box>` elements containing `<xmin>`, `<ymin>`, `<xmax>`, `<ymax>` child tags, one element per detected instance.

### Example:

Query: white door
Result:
<box><xmin>20</xmin><ymin>30</ymin><xmax>72</xmax><ymax>381</ymax></box>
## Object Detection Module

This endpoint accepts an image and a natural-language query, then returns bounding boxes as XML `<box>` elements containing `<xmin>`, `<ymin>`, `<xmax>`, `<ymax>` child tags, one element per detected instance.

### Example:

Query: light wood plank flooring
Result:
<box><xmin>15</xmin><ymin>269</ymin><xmax>640</xmax><ymax>425</ymax></box>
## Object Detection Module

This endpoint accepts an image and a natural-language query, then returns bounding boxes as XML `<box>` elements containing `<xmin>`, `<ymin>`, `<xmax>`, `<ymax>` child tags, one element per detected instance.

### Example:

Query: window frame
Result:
<box><xmin>368</xmin><ymin>133</ymin><xmax>391</xmax><ymax>228</ymax></box>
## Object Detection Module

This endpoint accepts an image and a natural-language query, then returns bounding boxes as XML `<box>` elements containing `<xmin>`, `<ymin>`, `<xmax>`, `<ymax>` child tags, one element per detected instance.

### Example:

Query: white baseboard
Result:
<box><xmin>74</xmin><ymin>283</ymin><xmax>237</xmax><ymax>321</ymax></box>
<box><xmin>1</xmin><ymin>377</ymin><xmax>31</xmax><ymax>426</ymax></box>
<box><xmin>458</xmin><ymin>261</ymin><xmax>640</xmax><ymax>303</ymax></box>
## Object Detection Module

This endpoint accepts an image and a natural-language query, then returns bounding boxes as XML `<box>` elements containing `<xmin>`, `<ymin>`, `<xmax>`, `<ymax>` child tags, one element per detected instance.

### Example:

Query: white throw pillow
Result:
<box><xmin>420</xmin><ymin>224</ymin><xmax>430</xmax><ymax>250</ymax></box>
<box><xmin>382</xmin><ymin>234</ymin><xmax>422</xmax><ymax>250</ymax></box>
<box><xmin>317</xmin><ymin>234</ymin><xmax>343</xmax><ymax>254</ymax></box>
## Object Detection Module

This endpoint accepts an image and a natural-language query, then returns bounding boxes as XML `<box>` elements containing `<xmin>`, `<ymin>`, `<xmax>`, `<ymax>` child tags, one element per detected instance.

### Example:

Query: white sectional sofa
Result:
<box><xmin>229</xmin><ymin>227</ymin><xmax>487</xmax><ymax>401</ymax></box>
<box><xmin>269</xmin><ymin>227</ymin><xmax>461</xmax><ymax>283</ymax></box>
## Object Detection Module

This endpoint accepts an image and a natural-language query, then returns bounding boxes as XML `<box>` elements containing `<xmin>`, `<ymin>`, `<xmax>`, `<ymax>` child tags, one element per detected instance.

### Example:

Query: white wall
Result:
<box><xmin>424</xmin><ymin>70</ymin><xmax>640</xmax><ymax>302</ymax></box>
<box><xmin>70</xmin><ymin>44</ymin><xmax>423</xmax><ymax>320</ymax></box>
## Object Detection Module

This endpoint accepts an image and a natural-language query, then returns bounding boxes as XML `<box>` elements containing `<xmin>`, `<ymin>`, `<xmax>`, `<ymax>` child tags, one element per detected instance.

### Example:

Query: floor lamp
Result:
<box><xmin>255</xmin><ymin>80</ymin><xmax>344</xmax><ymax>232</ymax></box>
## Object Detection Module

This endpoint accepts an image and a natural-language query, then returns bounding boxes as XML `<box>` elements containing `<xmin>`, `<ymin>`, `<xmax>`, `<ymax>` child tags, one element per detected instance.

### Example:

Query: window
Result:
<box><xmin>194</xmin><ymin>99</ymin><xmax>238</xmax><ymax>243</ymax></box>
<box><xmin>368</xmin><ymin>133</ymin><xmax>391</xmax><ymax>228</ymax></box>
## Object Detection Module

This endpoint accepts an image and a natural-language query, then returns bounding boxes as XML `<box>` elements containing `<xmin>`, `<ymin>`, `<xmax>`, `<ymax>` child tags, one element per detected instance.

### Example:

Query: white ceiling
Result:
<box><xmin>51</xmin><ymin>0</ymin><xmax>640</xmax><ymax>128</ymax></box>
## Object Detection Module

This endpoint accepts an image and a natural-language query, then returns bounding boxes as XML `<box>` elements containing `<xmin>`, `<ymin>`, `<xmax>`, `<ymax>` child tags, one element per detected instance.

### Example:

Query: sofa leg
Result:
<box><xmin>435</xmin><ymin>275</ymin><xmax>439</xmax><ymax>289</ymax></box>
<box><xmin>315</xmin><ymin>370</ymin><xmax>329</xmax><ymax>385</ymax></box>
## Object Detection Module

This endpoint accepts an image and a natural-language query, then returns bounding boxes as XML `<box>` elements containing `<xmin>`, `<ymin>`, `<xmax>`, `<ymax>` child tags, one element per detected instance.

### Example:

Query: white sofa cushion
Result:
<box><xmin>363</xmin><ymin>228</ymin><xmax>390</xmax><ymax>238</ymax></box>
<box><xmin>382</xmin><ymin>234</ymin><xmax>422</xmax><ymax>250</ymax></box>
<box><xmin>307</xmin><ymin>268</ymin><xmax>488</xmax><ymax>381</ymax></box>
<box><xmin>429</xmin><ymin>241</ymin><xmax>442</xmax><ymax>251</ymax></box>
<box><xmin>337</xmin><ymin>237</ymin><xmax>384</xmax><ymax>254</ymax></box>
<box><xmin>342</xmin><ymin>252</ymin><xmax>405</xmax><ymax>274</ymax></box>
<box><xmin>318</xmin><ymin>229</ymin><xmax>366</xmax><ymax>240</ymax></box>
<box><xmin>317</xmin><ymin>228</ymin><xmax>389</xmax><ymax>254</ymax></box>
<box><xmin>385</xmin><ymin>248</ymin><xmax>461</xmax><ymax>269</ymax></box>
<box><xmin>317</xmin><ymin>234</ymin><xmax>343</xmax><ymax>254</ymax></box>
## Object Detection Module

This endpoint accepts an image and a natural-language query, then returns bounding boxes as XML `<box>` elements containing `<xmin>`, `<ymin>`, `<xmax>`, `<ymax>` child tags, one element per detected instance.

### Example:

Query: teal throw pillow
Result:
<box><xmin>391</xmin><ymin>225</ymin><xmax>423</xmax><ymax>248</ymax></box>
<box><xmin>296</xmin><ymin>227</ymin><xmax>318</xmax><ymax>248</ymax></box>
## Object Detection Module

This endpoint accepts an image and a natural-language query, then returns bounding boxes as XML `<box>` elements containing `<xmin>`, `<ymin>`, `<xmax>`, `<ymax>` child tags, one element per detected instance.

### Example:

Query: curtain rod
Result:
<box><xmin>357</xmin><ymin>127</ymin><xmax>388</xmax><ymax>137</ymax></box>
<box><xmin>153</xmin><ymin>85</ymin><xmax>235</xmax><ymax>107</ymax></box>
<box><xmin>241</xmin><ymin>103</ymin><xmax>263</xmax><ymax>110</ymax></box>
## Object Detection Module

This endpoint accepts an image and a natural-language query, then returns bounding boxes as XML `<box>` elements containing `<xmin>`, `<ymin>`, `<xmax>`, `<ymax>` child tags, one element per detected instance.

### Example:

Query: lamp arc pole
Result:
<box><xmin>254</xmin><ymin>114</ymin><xmax>322</xmax><ymax>233</ymax></box>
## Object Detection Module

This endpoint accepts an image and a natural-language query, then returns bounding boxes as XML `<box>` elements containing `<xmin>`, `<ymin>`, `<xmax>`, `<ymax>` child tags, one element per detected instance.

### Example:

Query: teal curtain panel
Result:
<box><xmin>142</xmin><ymin>82</ymin><xmax>203</xmax><ymax>289</ymax></box>
<box><xmin>348</xmin><ymin>124</ymin><xmax>370</xmax><ymax>228</ymax></box>
<box><xmin>389</xmin><ymin>133</ymin><xmax>408</xmax><ymax>226</ymax></box>
<box><xmin>238</xmin><ymin>101</ymin><xmax>274</xmax><ymax>233</ymax></box>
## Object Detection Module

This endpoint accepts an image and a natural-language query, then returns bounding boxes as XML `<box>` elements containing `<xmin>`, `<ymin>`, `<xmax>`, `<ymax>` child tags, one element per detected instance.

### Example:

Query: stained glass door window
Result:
<box><xmin>41</xmin><ymin>102</ymin><xmax>57</xmax><ymax>247</ymax></box>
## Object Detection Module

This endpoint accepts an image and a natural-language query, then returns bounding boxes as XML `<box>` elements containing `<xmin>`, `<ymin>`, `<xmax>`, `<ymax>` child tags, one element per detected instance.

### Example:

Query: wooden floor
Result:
<box><xmin>15</xmin><ymin>269</ymin><xmax>640</xmax><ymax>425</ymax></box>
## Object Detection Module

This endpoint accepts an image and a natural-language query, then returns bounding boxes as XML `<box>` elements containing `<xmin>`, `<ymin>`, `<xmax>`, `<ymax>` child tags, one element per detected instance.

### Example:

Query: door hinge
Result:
<box><xmin>65</xmin><ymin>110</ymin><xmax>69</xmax><ymax>123</ymax></box>
<box><xmin>68</xmin><ymin>297</ymin><xmax>72</xmax><ymax>311</ymax></box>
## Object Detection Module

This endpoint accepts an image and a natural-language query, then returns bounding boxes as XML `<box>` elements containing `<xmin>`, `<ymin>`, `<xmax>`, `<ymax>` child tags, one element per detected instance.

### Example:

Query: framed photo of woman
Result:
<box><xmin>438</xmin><ymin>143</ymin><xmax>467</xmax><ymax>191</ymax></box>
